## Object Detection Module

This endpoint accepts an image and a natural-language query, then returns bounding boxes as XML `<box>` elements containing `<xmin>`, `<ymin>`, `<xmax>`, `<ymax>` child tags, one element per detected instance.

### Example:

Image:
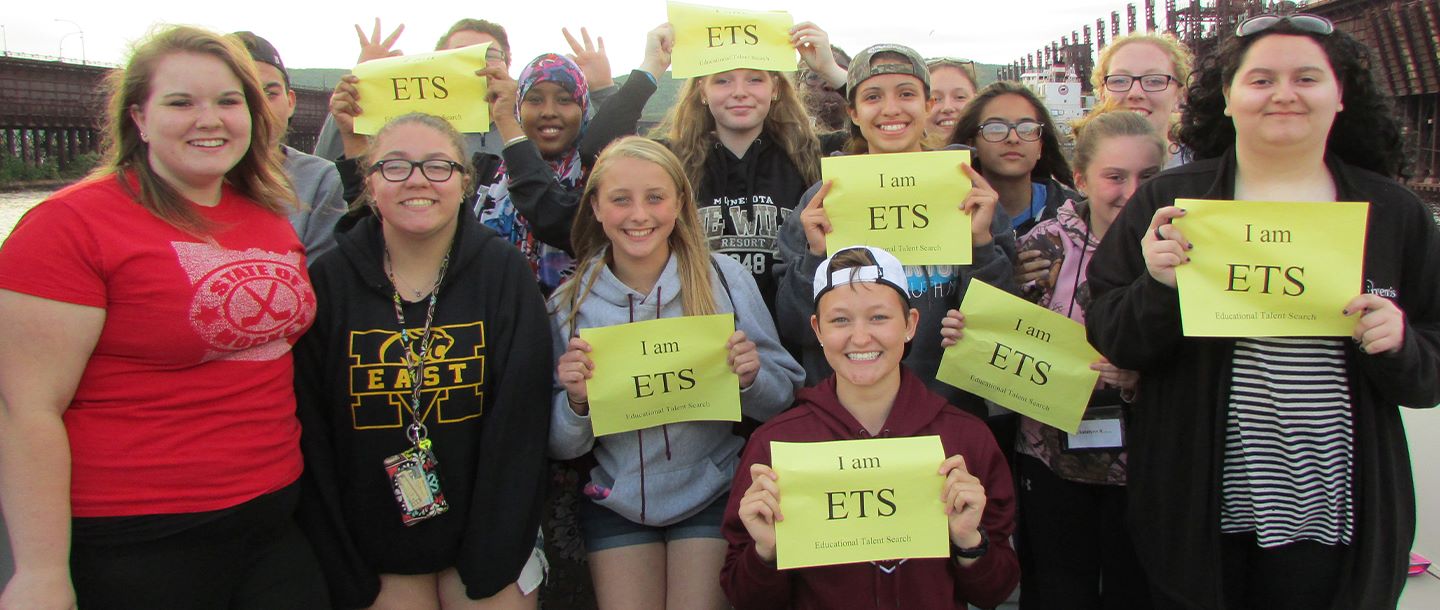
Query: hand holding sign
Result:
<box><xmin>726</xmin><ymin>330</ymin><xmax>760</xmax><ymax>389</ymax></box>
<box><xmin>739</xmin><ymin>463</ymin><xmax>783</xmax><ymax>563</ymax></box>
<box><xmin>328</xmin><ymin>75</ymin><xmax>368</xmax><ymax>159</ymax></box>
<box><xmin>640</xmin><ymin>23</ymin><xmax>676</xmax><ymax>77</ymax></box>
<box><xmin>939</xmin><ymin>308</ymin><xmax>966</xmax><ymax>347</ymax></box>
<box><xmin>1144</xmin><ymin>206</ymin><xmax>1192</xmax><ymax>288</ymax></box>
<box><xmin>939</xmin><ymin>455</ymin><xmax>986</xmax><ymax>556</ymax></box>
<box><xmin>1345</xmin><ymin>293</ymin><xmax>1405</xmax><ymax>355</ymax></box>
<box><xmin>790</xmin><ymin>22</ymin><xmax>846</xmax><ymax>88</ymax></box>
<box><xmin>960</xmin><ymin>163</ymin><xmax>998</xmax><ymax>247</ymax></box>
<box><xmin>557</xmin><ymin>337</ymin><xmax>595</xmax><ymax>414</ymax></box>
<box><xmin>800</xmin><ymin>181</ymin><xmax>834</xmax><ymax>256</ymax></box>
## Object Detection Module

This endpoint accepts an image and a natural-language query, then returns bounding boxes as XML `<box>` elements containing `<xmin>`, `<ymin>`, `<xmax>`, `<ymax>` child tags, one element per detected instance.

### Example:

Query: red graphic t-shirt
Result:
<box><xmin>0</xmin><ymin>175</ymin><xmax>316</xmax><ymax>517</ymax></box>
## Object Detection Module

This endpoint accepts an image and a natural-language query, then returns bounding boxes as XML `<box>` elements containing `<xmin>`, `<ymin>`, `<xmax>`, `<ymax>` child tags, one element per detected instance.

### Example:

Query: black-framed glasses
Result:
<box><xmin>979</xmin><ymin>119</ymin><xmax>1043</xmax><ymax>142</ymax></box>
<box><xmin>1103</xmin><ymin>73</ymin><xmax>1177</xmax><ymax>93</ymax></box>
<box><xmin>1235</xmin><ymin>13</ymin><xmax>1334</xmax><ymax>38</ymax></box>
<box><xmin>368</xmin><ymin>159</ymin><xmax>465</xmax><ymax>183</ymax></box>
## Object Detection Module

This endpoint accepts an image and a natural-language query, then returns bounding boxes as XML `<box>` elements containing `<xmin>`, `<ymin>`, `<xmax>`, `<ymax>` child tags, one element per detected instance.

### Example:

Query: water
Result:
<box><xmin>0</xmin><ymin>189</ymin><xmax>54</xmax><ymax>244</ymax></box>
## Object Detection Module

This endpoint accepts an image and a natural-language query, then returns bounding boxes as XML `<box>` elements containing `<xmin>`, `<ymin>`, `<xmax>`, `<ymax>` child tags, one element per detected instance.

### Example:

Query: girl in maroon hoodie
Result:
<box><xmin>720</xmin><ymin>246</ymin><xmax>1019</xmax><ymax>609</ymax></box>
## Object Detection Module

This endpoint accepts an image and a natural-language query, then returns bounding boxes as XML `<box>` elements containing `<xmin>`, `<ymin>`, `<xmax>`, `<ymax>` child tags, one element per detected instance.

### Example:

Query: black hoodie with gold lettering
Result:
<box><xmin>294</xmin><ymin>209</ymin><xmax>552</xmax><ymax>608</ymax></box>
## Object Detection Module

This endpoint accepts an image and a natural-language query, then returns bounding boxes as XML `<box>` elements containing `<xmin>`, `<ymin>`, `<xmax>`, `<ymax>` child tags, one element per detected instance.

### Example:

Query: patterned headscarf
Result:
<box><xmin>478</xmin><ymin>54</ymin><xmax>591</xmax><ymax>294</ymax></box>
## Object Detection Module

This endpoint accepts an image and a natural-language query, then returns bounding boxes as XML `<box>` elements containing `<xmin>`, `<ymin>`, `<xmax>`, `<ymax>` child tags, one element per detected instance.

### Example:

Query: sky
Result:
<box><xmin>3</xmin><ymin>0</ymin><xmax>1173</xmax><ymax>74</ymax></box>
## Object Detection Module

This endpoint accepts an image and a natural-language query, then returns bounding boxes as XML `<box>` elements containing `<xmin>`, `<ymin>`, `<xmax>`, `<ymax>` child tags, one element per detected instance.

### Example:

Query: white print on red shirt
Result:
<box><xmin>173</xmin><ymin>242</ymin><xmax>317</xmax><ymax>362</ymax></box>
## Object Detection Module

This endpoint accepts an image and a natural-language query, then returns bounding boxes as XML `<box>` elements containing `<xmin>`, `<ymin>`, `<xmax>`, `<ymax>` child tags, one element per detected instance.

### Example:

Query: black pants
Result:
<box><xmin>1015</xmin><ymin>454</ymin><xmax>1151</xmax><ymax>610</ymax></box>
<box><xmin>1219</xmin><ymin>532</ymin><xmax>1344</xmax><ymax>610</ymax></box>
<box><xmin>71</xmin><ymin>485</ymin><xmax>328</xmax><ymax>610</ymax></box>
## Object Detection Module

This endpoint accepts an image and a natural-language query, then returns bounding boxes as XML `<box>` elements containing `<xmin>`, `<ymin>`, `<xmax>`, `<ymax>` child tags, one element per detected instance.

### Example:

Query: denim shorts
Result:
<box><xmin>578</xmin><ymin>492</ymin><xmax>729</xmax><ymax>552</ymax></box>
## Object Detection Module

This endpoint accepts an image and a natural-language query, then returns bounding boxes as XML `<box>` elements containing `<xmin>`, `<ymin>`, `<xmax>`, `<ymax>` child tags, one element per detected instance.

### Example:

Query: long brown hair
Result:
<box><xmin>555</xmin><ymin>137</ymin><xmax>718</xmax><ymax>324</ymax></box>
<box><xmin>92</xmin><ymin>25</ymin><xmax>291</xmax><ymax>236</ymax></box>
<box><xmin>650</xmin><ymin>71</ymin><xmax>821</xmax><ymax>187</ymax></box>
<box><xmin>950</xmin><ymin>81</ymin><xmax>1076</xmax><ymax>190</ymax></box>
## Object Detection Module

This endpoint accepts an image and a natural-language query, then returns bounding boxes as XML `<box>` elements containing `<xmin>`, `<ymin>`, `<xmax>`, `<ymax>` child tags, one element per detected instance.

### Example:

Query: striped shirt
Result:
<box><xmin>1220</xmin><ymin>338</ymin><xmax>1355</xmax><ymax>547</ymax></box>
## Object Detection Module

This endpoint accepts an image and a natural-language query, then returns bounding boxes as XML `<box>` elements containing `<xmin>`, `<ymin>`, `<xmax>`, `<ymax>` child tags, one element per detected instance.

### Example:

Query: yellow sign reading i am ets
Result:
<box><xmin>936</xmin><ymin>280</ymin><xmax>1100</xmax><ymax>433</ymax></box>
<box><xmin>667</xmin><ymin>1</ymin><xmax>797</xmax><ymax>78</ymax></box>
<box><xmin>771</xmin><ymin>436</ymin><xmax>950</xmax><ymax>569</ymax></box>
<box><xmin>352</xmin><ymin>43</ymin><xmax>492</xmax><ymax>135</ymax></box>
<box><xmin>1172</xmin><ymin>199</ymin><xmax>1369</xmax><ymax>337</ymax></box>
<box><xmin>579</xmin><ymin>313</ymin><xmax>741</xmax><ymax>436</ymax></box>
<box><xmin>821</xmin><ymin>150</ymin><xmax>973</xmax><ymax>266</ymax></box>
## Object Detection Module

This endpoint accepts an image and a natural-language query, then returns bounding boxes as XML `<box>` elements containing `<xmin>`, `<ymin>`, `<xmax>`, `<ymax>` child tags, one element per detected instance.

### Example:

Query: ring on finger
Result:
<box><xmin>1154</xmin><ymin>226</ymin><xmax>1167</xmax><ymax>241</ymax></box>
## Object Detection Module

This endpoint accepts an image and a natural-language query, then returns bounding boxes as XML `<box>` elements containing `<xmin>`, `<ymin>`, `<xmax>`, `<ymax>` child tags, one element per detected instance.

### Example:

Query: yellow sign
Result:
<box><xmin>821</xmin><ymin>151</ymin><xmax>974</xmax><ymax>266</ymax></box>
<box><xmin>936</xmin><ymin>280</ymin><xmax>1100</xmax><ymax>433</ymax></box>
<box><xmin>667</xmin><ymin>1</ymin><xmax>796</xmax><ymax>78</ymax></box>
<box><xmin>579</xmin><ymin>314</ymin><xmax>740</xmax><ymax>436</ymax></box>
<box><xmin>1172</xmin><ymin>199</ymin><xmax>1369</xmax><ymax>337</ymax></box>
<box><xmin>351</xmin><ymin>43</ymin><xmax>492</xmax><ymax>135</ymax></box>
<box><xmin>771</xmin><ymin>436</ymin><xmax>950</xmax><ymax>570</ymax></box>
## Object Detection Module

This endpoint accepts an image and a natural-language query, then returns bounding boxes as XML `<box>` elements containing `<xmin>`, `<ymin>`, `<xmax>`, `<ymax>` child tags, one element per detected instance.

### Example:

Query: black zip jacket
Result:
<box><xmin>1085</xmin><ymin>148</ymin><xmax>1440</xmax><ymax>609</ymax></box>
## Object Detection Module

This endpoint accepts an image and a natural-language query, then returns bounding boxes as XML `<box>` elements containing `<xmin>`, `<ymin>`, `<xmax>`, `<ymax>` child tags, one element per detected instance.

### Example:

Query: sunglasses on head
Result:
<box><xmin>1235</xmin><ymin>13</ymin><xmax>1334</xmax><ymax>38</ymax></box>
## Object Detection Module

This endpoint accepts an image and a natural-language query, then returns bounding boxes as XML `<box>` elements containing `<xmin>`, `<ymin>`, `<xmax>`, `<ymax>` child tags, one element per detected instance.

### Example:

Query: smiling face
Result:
<box><xmin>1225</xmin><ymin>34</ymin><xmax>1342</xmax><ymax>154</ymax></box>
<box><xmin>128</xmin><ymin>52</ymin><xmax>252</xmax><ymax>202</ymax></box>
<box><xmin>520</xmin><ymin>81</ymin><xmax>583</xmax><ymax>159</ymax></box>
<box><xmin>367</xmin><ymin>122</ymin><xmax>466</xmax><ymax>242</ymax></box>
<box><xmin>811</xmin><ymin>282</ymin><xmax>918</xmax><ymax>390</ymax></box>
<box><xmin>972</xmin><ymin>93</ymin><xmax>1043</xmax><ymax>181</ymax></box>
<box><xmin>1100</xmin><ymin>41</ymin><xmax>1183</xmax><ymax>136</ymax></box>
<box><xmin>703</xmin><ymin>69</ymin><xmax>776</xmax><ymax>139</ymax></box>
<box><xmin>849</xmin><ymin>66</ymin><xmax>931</xmax><ymax>154</ymax></box>
<box><xmin>927</xmin><ymin>66</ymin><xmax>976</xmax><ymax>142</ymax></box>
<box><xmin>591</xmin><ymin>156</ymin><xmax>680</xmax><ymax>271</ymax></box>
<box><xmin>1076</xmin><ymin>134</ymin><xmax>1163</xmax><ymax>237</ymax></box>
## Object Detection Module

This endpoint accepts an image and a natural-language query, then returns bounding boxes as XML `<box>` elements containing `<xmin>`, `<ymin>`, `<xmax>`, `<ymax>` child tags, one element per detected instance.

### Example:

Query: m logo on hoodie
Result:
<box><xmin>346</xmin><ymin>322</ymin><xmax>487</xmax><ymax>430</ymax></box>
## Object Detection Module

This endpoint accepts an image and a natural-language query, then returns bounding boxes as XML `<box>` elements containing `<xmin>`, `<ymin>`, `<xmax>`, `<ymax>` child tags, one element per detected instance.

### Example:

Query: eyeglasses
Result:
<box><xmin>1235</xmin><ymin>13</ymin><xmax>1334</xmax><ymax>38</ymax></box>
<box><xmin>368</xmin><ymin>159</ymin><xmax>465</xmax><ymax>183</ymax></box>
<box><xmin>978</xmin><ymin>119</ymin><xmax>1043</xmax><ymax>142</ymax></box>
<box><xmin>1104</xmin><ymin>74</ymin><xmax>1177</xmax><ymax>93</ymax></box>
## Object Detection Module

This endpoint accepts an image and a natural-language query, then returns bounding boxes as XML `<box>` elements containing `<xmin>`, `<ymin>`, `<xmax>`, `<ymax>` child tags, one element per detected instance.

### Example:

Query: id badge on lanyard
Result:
<box><xmin>384</xmin><ymin>438</ymin><xmax>449</xmax><ymax>526</ymax></box>
<box><xmin>1061</xmin><ymin>404</ymin><xmax>1125</xmax><ymax>452</ymax></box>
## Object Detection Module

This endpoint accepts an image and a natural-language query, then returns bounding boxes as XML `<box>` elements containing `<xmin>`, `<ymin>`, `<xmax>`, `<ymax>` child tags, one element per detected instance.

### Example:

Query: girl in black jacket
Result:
<box><xmin>1086</xmin><ymin>14</ymin><xmax>1439</xmax><ymax>609</ymax></box>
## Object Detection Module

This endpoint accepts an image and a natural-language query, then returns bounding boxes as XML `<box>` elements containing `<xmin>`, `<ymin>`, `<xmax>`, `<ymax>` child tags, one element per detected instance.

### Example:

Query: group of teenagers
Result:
<box><xmin>0</xmin><ymin>8</ymin><xmax>1437</xmax><ymax>610</ymax></box>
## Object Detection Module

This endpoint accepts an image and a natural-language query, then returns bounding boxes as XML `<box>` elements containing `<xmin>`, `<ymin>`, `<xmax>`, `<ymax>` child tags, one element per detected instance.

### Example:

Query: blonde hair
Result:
<box><xmin>94</xmin><ymin>25</ymin><xmax>292</xmax><ymax>236</ymax></box>
<box><xmin>1071</xmin><ymin>110</ymin><xmax>1165</xmax><ymax>178</ymax></box>
<box><xmin>555</xmin><ymin>137</ymin><xmax>719</xmax><ymax>324</ymax></box>
<box><xmin>1091</xmin><ymin>32</ymin><xmax>1193</xmax><ymax>96</ymax></box>
<box><xmin>650</xmin><ymin>71</ymin><xmax>822</xmax><ymax>187</ymax></box>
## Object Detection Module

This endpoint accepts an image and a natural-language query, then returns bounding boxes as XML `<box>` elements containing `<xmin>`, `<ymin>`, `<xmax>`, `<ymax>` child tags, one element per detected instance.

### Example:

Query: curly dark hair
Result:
<box><xmin>949</xmin><ymin>81</ymin><xmax>1076</xmax><ymax>189</ymax></box>
<box><xmin>1177</xmin><ymin>22</ymin><xmax>1408</xmax><ymax>179</ymax></box>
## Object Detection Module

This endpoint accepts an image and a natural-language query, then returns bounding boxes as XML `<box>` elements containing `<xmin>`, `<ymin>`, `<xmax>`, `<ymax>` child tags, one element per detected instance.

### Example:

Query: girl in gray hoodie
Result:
<box><xmin>548</xmin><ymin>137</ymin><xmax>804</xmax><ymax>609</ymax></box>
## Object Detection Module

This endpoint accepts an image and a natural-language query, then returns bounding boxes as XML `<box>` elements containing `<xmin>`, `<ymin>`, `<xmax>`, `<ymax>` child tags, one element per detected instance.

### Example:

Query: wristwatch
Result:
<box><xmin>952</xmin><ymin>527</ymin><xmax>990</xmax><ymax>560</ymax></box>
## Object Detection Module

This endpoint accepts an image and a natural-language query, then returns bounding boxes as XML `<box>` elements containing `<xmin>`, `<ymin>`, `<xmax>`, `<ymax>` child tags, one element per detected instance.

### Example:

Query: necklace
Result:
<box><xmin>384</xmin><ymin>247</ymin><xmax>446</xmax><ymax>301</ymax></box>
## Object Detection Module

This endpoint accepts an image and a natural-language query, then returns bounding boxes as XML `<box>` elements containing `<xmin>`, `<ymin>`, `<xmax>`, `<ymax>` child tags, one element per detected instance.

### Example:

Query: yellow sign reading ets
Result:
<box><xmin>667</xmin><ymin>1</ymin><xmax>796</xmax><ymax>78</ymax></box>
<box><xmin>821</xmin><ymin>151</ymin><xmax>974</xmax><ymax>266</ymax></box>
<box><xmin>936</xmin><ymin>280</ymin><xmax>1100</xmax><ymax>433</ymax></box>
<box><xmin>352</xmin><ymin>43</ymin><xmax>492</xmax><ymax>135</ymax></box>
<box><xmin>1172</xmin><ymin>199</ymin><xmax>1369</xmax><ymax>337</ymax></box>
<box><xmin>772</xmin><ymin>436</ymin><xmax>950</xmax><ymax>569</ymax></box>
<box><xmin>579</xmin><ymin>314</ymin><xmax>740</xmax><ymax>436</ymax></box>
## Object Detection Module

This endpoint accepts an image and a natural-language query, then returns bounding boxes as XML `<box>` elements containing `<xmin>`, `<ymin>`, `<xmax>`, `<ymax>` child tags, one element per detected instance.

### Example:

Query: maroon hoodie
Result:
<box><xmin>721</xmin><ymin>367</ymin><xmax>1019</xmax><ymax>609</ymax></box>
